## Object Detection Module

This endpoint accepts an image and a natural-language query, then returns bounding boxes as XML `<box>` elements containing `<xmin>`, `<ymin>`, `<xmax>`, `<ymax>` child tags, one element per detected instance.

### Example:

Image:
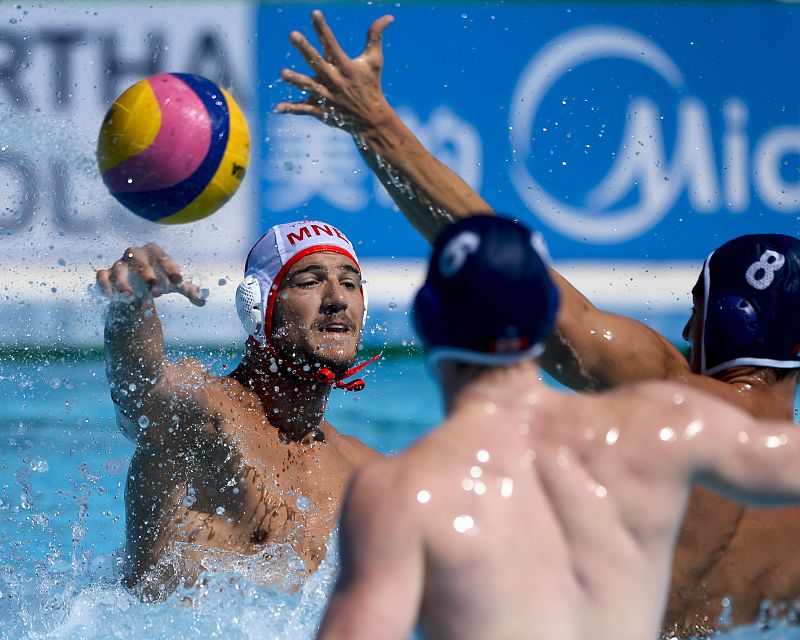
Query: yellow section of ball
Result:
<box><xmin>97</xmin><ymin>79</ymin><xmax>162</xmax><ymax>174</ymax></box>
<box><xmin>159</xmin><ymin>87</ymin><xmax>251</xmax><ymax>225</ymax></box>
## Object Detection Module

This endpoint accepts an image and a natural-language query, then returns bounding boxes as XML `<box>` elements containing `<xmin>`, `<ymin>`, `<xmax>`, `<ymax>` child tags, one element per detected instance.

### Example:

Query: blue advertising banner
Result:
<box><xmin>257</xmin><ymin>2</ymin><xmax>800</xmax><ymax>261</ymax></box>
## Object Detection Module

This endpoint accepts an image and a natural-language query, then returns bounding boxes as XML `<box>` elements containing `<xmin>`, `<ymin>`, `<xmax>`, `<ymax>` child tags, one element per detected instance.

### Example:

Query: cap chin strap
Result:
<box><xmin>311</xmin><ymin>353</ymin><xmax>382</xmax><ymax>392</ymax></box>
<box><xmin>267</xmin><ymin>344</ymin><xmax>381</xmax><ymax>392</ymax></box>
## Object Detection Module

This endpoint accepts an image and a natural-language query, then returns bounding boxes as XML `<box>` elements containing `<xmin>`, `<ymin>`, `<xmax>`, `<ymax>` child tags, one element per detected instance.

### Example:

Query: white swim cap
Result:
<box><xmin>235</xmin><ymin>220</ymin><xmax>364</xmax><ymax>345</ymax></box>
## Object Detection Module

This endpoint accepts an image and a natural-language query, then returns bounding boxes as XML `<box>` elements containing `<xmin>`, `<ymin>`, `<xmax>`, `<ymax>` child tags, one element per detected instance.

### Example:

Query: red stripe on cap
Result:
<box><xmin>263</xmin><ymin>245</ymin><xmax>361</xmax><ymax>343</ymax></box>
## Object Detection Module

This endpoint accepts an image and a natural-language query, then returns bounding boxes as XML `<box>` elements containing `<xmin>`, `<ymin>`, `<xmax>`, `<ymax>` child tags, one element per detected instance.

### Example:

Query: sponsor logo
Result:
<box><xmin>510</xmin><ymin>26</ymin><xmax>800</xmax><ymax>244</ymax></box>
<box><xmin>285</xmin><ymin>223</ymin><xmax>349</xmax><ymax>246</ymax></box>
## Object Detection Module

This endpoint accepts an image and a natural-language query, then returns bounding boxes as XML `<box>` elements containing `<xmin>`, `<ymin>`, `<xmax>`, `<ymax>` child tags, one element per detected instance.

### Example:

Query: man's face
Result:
<box><xmin>270</xmin><ymin>251</ymin><xmax>364</xmax><ymax>374</ymax></box>
<box><xmin>682</xmin><ymin>274</ymin><xmax>704</xmax><ymax>374</ymax></box>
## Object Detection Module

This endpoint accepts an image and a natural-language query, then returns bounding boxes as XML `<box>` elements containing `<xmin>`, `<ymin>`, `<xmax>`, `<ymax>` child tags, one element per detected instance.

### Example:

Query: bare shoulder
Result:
<box><xmin>323</xmin><ymin>424</ymin><xmax>382</xmax><ymax>465</ymax></box>
<box><xmin>343</xmin><ymin>457</ymin><xmax>415</xmax><ymax>528</ymax></box>
<box><xmin>133</xmin><ymin>357</ymin><xmax>221</xmax><ymax>443</ymax></box>
<box><xmin>160</xmin><ymin>357</ymin><xmax>214</xmax><ymax>390</ymax></box>
<box><xmin>156</xmin><ymin>357</ymin><xmax>231</xmax><ymax>409</ymax></box>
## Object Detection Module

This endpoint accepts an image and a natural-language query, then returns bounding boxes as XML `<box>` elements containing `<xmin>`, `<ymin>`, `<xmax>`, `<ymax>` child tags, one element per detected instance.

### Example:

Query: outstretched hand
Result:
<box><xmin>96</xmin><ymin>243</ymin><xmax>206</xmax><ymax>306</ymax></box>
<box><xmin>275</xmin><ymin>10</ymin><xmax>394</xmax><ymax>133</ymax></box>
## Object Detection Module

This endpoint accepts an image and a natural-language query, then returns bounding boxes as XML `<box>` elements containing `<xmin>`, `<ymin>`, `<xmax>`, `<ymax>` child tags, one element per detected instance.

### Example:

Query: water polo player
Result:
<box><xmin>277</xmin><ymin>11</ymin><xmax>800</xmax><ymax>634</ymax></box>
<box><xmin>317</xmin><ymin>215</ymin><xmax>800</xmax><ymax>640</ymax></box>
<box><xmin>97</xmin><ymin>220</ymin><xmax>379</xmax><ymax>600</ymax></box>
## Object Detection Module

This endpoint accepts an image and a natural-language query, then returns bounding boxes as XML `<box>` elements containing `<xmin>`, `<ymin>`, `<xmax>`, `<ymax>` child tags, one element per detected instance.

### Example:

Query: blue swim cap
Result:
<box><xmin>701</xmin><ymin>233</ymin><xmax>800</xmax><ymax>375</ymax></box>
<box><xmin>413</xmin><ymin>215</ymin><xmax>559</xmax><ymax>367</ymax></box>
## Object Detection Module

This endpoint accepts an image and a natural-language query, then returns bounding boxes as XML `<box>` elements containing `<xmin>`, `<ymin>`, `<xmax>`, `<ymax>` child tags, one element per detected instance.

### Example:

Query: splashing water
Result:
<box><xmin>0</xmin><ymin>352</ymin><xmax>438</xmax><ymax>640</ymax></box>
<box><xmin>1</xmin><ymin>532</ymin><xmax>340</xmax><ymax>640</ymax></box>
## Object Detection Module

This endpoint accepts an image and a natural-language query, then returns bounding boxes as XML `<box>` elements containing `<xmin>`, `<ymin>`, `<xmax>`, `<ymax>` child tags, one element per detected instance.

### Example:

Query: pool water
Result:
<box><xmin>0</xmin><ymin>348</ymin><xmax>439</xmax><ymax>639</ymax></box>
<box><xmin>2</xmin><ymin>348</ymin><xmax>799</xmax><ymax>639</ymax></box>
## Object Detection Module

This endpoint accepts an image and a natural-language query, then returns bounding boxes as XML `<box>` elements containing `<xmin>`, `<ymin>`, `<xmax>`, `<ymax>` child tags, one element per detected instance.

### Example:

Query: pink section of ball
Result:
<box><xmin>102</xmin><ymin>73</ymin><xmax>212</xmax><ymax>193</ymax></box>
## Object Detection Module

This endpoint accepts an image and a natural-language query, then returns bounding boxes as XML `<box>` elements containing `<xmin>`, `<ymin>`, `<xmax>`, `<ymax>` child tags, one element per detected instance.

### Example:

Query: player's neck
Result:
<box><xmin>712</xmin><ymin>365</ymin><xmax>799</xmax><ymax>420</ymax></box>
<box><xmin>232</xmin><ymin>344</ymin><xmax>331</xmax><ymax>442</ymax></box>
<box><xmin>440</xmin><ymin>359</ymin><xmax>548</xmax><ymax>415</ymax></box>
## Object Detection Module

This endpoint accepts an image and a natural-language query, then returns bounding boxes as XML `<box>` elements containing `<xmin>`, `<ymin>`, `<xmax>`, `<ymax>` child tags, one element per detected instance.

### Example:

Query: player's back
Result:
<box><xmin>388</xmin><ymin>380</ymin><xmax>716</xmax><ymax>640</ymax></box>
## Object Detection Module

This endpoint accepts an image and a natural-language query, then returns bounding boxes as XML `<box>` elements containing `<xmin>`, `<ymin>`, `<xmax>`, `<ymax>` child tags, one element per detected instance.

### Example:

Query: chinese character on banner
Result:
<box><xmin>265</xmin><ymin>116</ymin><xmax>368</xmax><ymax>211</ymax></box>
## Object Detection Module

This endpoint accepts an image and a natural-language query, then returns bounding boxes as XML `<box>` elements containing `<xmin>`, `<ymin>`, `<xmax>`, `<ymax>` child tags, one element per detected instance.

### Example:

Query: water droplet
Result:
<box><xmin>215</xmin><ymin>506</ymin><xmax>226</xmax><ymax>515</ymax></box>
<box><xmin>766</xmin><ymin>434</ymin><xmax>788</xmax><ymax>449</ymax></box>
<box><xmin>476</xmin><ymin>449</ymin><xmax>489</xmax><ymax>463</ymax></box>
<box><xmin>416</xmin><ymin>490</ymin><xmax>430</xmax><ymax>504</ymax></box>
<box><xmin>48</xmin><ymin>377</ymin><xmax>61</xmax><ymax>389</ymax></box>
<box><xmin>218</xmin><ymin>278</ymin><xmax>227</xmax><ymax>286</ymax></box>
<box><xmin>453</xmin><ymin>515</ymin><xmax>474</xmax><ymax>534</ymax></box>
<box><xmin>183</xmin><ymin>495</ymin><xmax>196</xmax><ymax>507</ymax></box>
<box><xmin>684</xmin><ymin>420</ymin><xmax>703</xmax><ymax>439</ymax></box>
<box><xmin>594</xmin><ymin>483</ymin><xmax>608</xmax><ymax>498</ymax></box>
<box><xmin>659</xmin><ymin>427</ymin><xmax>675</xmax><ymax>442</ymax></box>
<box><xmin>138</xmin><ymin>415</ymin><xmax>149</xmax><ymax>429</ymax></box>
<box><xmin>296</xmin><ymin>495</ymin><xmax>310</xmax><ymax>512</ymax></box>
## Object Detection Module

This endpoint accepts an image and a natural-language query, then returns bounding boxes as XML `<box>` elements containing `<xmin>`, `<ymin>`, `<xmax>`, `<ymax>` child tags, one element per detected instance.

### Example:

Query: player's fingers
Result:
<box><xmin>280</xmin><ymin>69</ymin><xmax>331</xmax><ymax>99</ymax></box>
<box><xmin>147</xmin><ymin>246</ymin><xmax>183</xmax><ymax>287</ymax></box>
<box><xmin>177</xmin><ymin>280</ymin><xmax>207</xmax><ymax>307</ymax></box>
<box><xmin>96</xmin><ymin>269</ymin><xmax>114</xmax><ymax>296</ymax></box>
<box><xmin>108</xmin><ymin>261</ymin><xmax>136</xmax><ymax>300</ymax></box>
<box><xmin>274</xmin><ymin>101</ymin><xmax>325</xmax><ymax>118</ymax></box>
<box><xmin>289</xmin><ymin>30</ymin><xmax>328</xmax><ymax>77</ymax></box>
<box><xmin>364</xmin><ymin>15</ymin><xmax>394</xmax><ymax>60</ymax></box>
<box><xmin>125</xmin><ymin>247</ymin><xmax>160</xmax><ymax>294</ymax></box>
<box><xmin>311</xmin><ymin>9</ymin><xmax>349</xmax><ymax>66</ymax></box>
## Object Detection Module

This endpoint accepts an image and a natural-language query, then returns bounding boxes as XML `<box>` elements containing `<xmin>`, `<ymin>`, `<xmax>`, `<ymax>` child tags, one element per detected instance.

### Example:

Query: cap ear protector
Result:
<box><xmin>235</xmin><ymin>275</ymin><xmax>265</xmax><ymax>343</ymax></box>
<box><xmin>703</xmin><ymin>294</ymin><xmax>762</xmax><ymax>360</ymax></box>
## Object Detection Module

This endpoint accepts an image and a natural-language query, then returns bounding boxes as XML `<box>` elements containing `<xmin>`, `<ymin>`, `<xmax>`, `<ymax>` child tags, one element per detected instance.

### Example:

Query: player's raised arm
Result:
<box><xmin>276</xmin><ymin>10</ymin><xmax>489</xmax><ymax>243</ymax></box>
<box><xmin>278</xmin><ymin>10</ymin><xmax>699</xmax><ymax>393</ymax></box>
<box><xmin>97</xmin><ymin>243</ymin><xmax>205</xmax><ymax>441</ymax></box>
<box><xmin>541</xmin><ymin>271</ymin><xmax>693</xmax><ymax>391</ymax></box>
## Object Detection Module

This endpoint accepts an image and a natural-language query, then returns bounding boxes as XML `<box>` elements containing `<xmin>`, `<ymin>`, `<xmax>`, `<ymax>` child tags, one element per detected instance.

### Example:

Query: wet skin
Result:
<box><xmin>276</xmin><ymin>11</ymin><xmax>800</xmax><ymax>634</ymax></box>
<box><xmin>99</xmin><ymin>245</ymin><xmax>378</xmax><ymax>600</ymax></box>
<box><xmin>319</xmin><ymin>361</ymin><xmax>800</xmax><ymax>640</ymax></box>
